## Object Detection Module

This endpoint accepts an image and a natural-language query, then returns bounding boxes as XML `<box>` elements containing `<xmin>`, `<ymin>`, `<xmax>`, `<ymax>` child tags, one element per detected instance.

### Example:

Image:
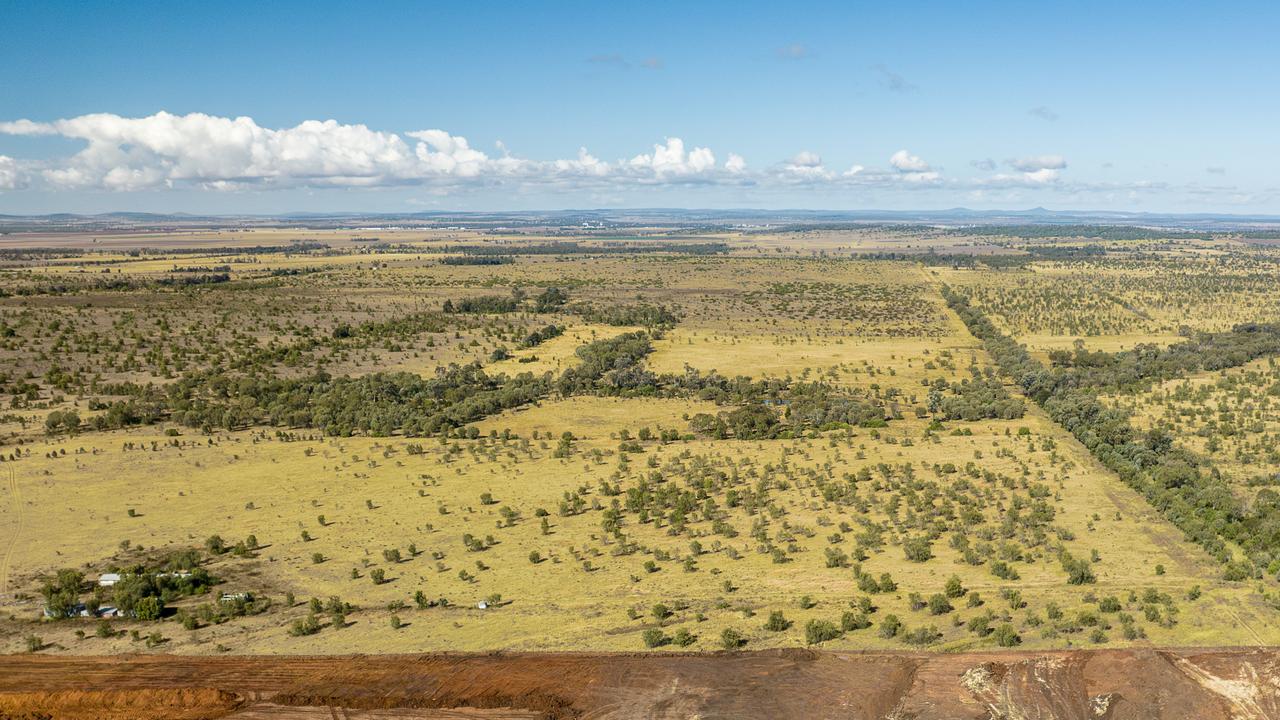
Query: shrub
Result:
<box><xmin>903</xmin><ymin>625</ymin><xmax>940</xmax><ymax>646</ymax></box>
<box><xmin>878</xmin><ymin>614</ymin><xmax>902</xmax><ymax>639</ymax></box>
<box><xmin>841</xmin><ymin>611</ymin><xmax>870</xmax><ymax>631</ymax></box>
<box><xmin>288</xmin><ymin>614</ymin><xmax>321</xmax><ymax>637</ymax></box>
<box><xmin>805</xmin><ymin>619</ymin><xmax>841</xmax><ymax>645</ymax></box>
<box><xmin>134</xmin><ymin>596</ymin><xmax>164</xmax><ymax>621</ymax></box>
<box><xmin>720</xmin><ymin>627</ymin><xmax>744</xmax><ymax>650</ymax></box>
<box><xmin>927</xmin><ymin>594</ymin><xmax>953</xmax><ymax>615</ymax></box>
<box><xmin>642</xmin><ymin>628</ymin><xmax>666</xmax><ymax>648</ymax></box>
<box><xmin>903</xmin><ymin>536</ymin><xmax>932</xmax><ymax>562</ymax></box>
<box><xmin>993</xmin><ymin>623</ymin><xmax>1021</xmax><ymax>647</ymax></box>
<box><xmin>764</xmin><ymin>610</ymin><xmax>790</xmax><ymax>632</ymax></box>
<box><xmin>651</xmin><ymin>603</ymin><xmax>671</xmax><ymax>623</ymax></box>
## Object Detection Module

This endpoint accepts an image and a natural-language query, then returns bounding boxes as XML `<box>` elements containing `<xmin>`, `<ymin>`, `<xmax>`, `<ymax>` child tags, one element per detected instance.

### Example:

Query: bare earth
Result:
<box><xmin>1</xmin><ymin>648</ymin><xmax>1279</xmax><ymax>719</ymax></box>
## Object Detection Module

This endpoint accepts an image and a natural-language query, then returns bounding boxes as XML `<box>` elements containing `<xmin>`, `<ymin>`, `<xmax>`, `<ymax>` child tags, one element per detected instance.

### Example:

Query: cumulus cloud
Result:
<box><xmin>0</xmin><ymin>156</ymin><xmax>20</xmax><ymax>190</ymax></box>
<box><xmin>890</xmin><ymin>150</ymin><xmax>931</xmax><ymax>173</ymax></box>
<box><xmin>778</xmin><ymin>151</ymin><xmax>831</xmax><ymax>181</ymax></box>
<box><xmin>627</xmin><ymin>137</ymin><xmax>716</xmax><ymax>177</ymax></box>
<box><xmin>553</xmin><ymin>147</ymin><xmax>610</xmax><ymax>177</ymax></box>
<box><xmin>0</xmin><ymin>119</ymin><xmax>57</xmax><ymax>136</ymax></box>
<box><xmin>987</xmin><ymin>155</ymin><xmax>1069</xmax><ymax>184</ymax></box>
<box><xmin>789</xmin><ymin>151</ymin><xmax>822</xmax><ymax>167</ymax></box>
<box><xmin>406</xmin><ymin>130</ymin><xmax>491</xmax><ymax>177</ymax></box>
<box><xmin>971</xmin><ymin>158</ymin><xmax>996</xmax><ymax>171</ymax></box>
<box><xmin>0</xmin><ymin>112</ymin><xmax>1155</xmax><ymax>200</ymax></box>
<box><xmin>0</xmin><ymin>112</ymin><xmax>739</xmax><ymax>192</ymax></box>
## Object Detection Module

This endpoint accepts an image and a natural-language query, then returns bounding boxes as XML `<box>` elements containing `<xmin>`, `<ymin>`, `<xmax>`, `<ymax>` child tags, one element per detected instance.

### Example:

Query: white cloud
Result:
<box><xmin>1021</xmin><ymin>168</ymin><xmax>1061</xmax><ymax>184</ymax></box>
<box><xmin>0</xmin><ymin>119</ymin><xmax>57</xmax><ymax>136</ymax></box>
<box><xmin>1008</xmin><ymin>155</ymin><xmax>1067</xmax><ymax>172</ymax></box>
<box><xmin>0</xmin><ymin>112</ymin><xmax>741</xmax><ymax>191</ymax></box>
<box><xmin>0</xmin><ymin>156</ymin><xmax>20</xmax><ymax>190</ymax></box>
<box><xmin>789</xmin><ymin>151</ymin><xmax>822</xmax><ymax>167</ymax></box>
<box><xmin>627</xmin><ymin>138</ymin><xmax>716</xmax><ymax>177</ymax></box>
<box><xmin>406</xmin><ymin>129</ymin><xmax>491</xmax><ymax>177</ymax></box>
<box><xmin>0</xmin><ymin>112</ymin><xmax>1190</xmax><ymax>202</ymax></box>
<box><xmin>553</xmin><ymin>147</ymin><xmax>609</xmax><ymax>177</ymax></box>
<box><xmin>889</xmin><ymin>149</ymin><xmax>931</xmax><ymax>173</ymax></box>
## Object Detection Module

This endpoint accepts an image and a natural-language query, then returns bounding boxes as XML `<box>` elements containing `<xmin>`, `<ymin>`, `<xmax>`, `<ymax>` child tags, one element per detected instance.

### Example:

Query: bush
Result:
<box><xmin>927</xmin><ymin>594</ymin><xmax>953</xmax><ymax>615</ymax></box>
<box><xmin>903</xmin><ymin>625</ymin><xmax>940</xmax><ymax>646</ymax></box>
<box><xmin>878</xmin><ymin>614</ymin><xmax>902</xmax><ymax>639</ymax></box>
<box><xmin>642</xmin><ymin>628</ymin><xmax>666</xmax><ymax>648</ymax></box>
<box><xmin>134</xmin><ymin>596</ymin><xmax>164</xmax><ymax>621</ymax></box>
<box><xmin>841</xmin><ymin>611</ymin><xmax>870</xmax><ymax>631</ymax></box>
<box><xmin>288</xmin><ymin>614</ymin><xmax>321</xmax><ymax>636</ymax></box>
<box><xmin>903</xmin><ymin>536</ymin><xmax>932</xmax><ymax>562</ymax></box>
<box><xmin>804</xmin><ymin>619</ymin><xmax>841</xmax><ymax>645</ymax></box>
<box><xmin>720</xmin><ymin>627</ymin><xmax>744</xmax><ymax>650</ymax></box>
<box><xmin>764</xmin><ymin>610</ymin><xmax>790</xmax><ymax>632</ymax></box>
<box><xmin>993</xmin><ymin>623</ymin><xmax>1021</xmax><ymax>647</ymax></box>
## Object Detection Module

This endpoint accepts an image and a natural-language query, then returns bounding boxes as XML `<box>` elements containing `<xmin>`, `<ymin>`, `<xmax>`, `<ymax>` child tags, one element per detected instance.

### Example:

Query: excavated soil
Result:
<box><xmin>1</xmin><ymin>648</ymin><xmax>1279</xmax><ymax>719</ymax></box>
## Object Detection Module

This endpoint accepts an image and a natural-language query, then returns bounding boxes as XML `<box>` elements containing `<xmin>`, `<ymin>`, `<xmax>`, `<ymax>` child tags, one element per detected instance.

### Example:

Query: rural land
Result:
<box><xmin>4</xmin><ymin>212</ymin><xmax>1280</xmax><ymax>716</ymax></box>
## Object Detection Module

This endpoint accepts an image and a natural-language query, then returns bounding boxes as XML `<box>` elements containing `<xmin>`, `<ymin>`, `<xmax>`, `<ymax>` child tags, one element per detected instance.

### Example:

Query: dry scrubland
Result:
<box><xmin>3</xmin><ymin>226</ymin><xmax>1280</xmax><ymax>656</ymax></box>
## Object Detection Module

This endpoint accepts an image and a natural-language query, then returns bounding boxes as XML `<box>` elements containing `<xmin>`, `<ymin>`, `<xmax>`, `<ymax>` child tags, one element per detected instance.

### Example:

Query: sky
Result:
<box><xmin>0</xmin><ymin>0</ymin><xmax>1277</xmax><ymax>215</ymax></box>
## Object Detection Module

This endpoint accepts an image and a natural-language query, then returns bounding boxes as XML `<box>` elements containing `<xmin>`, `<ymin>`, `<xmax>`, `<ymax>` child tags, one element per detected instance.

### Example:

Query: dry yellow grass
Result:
<box><xmin>2</xmin><ymin>238</ymin><xmax>1277</xmax><ymax>657</ymax></box>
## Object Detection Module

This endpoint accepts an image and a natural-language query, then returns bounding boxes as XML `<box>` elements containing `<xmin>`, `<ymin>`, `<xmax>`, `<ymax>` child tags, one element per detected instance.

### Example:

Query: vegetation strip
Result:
<box><xmin>944</xmin><ymin>286</ymin><xmax>1280</xmax><ymax>579</ymax></box>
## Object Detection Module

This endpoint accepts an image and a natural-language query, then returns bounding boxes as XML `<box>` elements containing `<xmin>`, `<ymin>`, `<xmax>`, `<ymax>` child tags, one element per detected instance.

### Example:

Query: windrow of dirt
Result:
<box><xmin>1</xmin><ymin>648</ymin><xmax>1279</xmax><ymax>719</ymax></box>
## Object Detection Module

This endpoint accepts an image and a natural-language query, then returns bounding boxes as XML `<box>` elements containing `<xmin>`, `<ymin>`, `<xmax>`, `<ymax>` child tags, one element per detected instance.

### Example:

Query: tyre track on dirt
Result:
<box><xmin>0</xmin><ymin>468</ymin><xmax>23</xmax><ymax>596</ymax></box>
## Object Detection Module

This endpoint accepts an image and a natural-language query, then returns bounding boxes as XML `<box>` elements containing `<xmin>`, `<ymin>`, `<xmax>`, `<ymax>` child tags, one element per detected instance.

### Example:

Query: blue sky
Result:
<box><xmin>1</xmin><ymin>0</ymin><xmax>1277</xmax><ymax>213</ymax></box>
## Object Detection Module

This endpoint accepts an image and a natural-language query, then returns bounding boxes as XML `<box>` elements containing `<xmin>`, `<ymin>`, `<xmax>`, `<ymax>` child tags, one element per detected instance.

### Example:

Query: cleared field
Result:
<box><xmin>1</xmin><ymin>648</ymin><xmax>1278</xmax><ymax>720</ymax></box>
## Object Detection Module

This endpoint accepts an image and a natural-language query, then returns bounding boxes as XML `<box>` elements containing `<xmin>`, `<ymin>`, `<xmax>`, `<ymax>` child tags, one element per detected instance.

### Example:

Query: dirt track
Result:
<box><xmin>1</xmin><ymin>648</ymin><xmax>1279</xmax><ymax>719</ymax></box>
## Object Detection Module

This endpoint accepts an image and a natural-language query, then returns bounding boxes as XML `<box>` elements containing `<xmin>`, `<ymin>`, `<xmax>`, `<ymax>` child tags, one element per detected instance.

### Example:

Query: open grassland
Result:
<box><xmin>3</xmin><ymin>396</ymin><xmax>1274</xmax><ymax>655</ymax></box>
<box><xmin>4</xmin><ymin>226</ymin><xmax>1280</xmax><ymax>657</ymax></box>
